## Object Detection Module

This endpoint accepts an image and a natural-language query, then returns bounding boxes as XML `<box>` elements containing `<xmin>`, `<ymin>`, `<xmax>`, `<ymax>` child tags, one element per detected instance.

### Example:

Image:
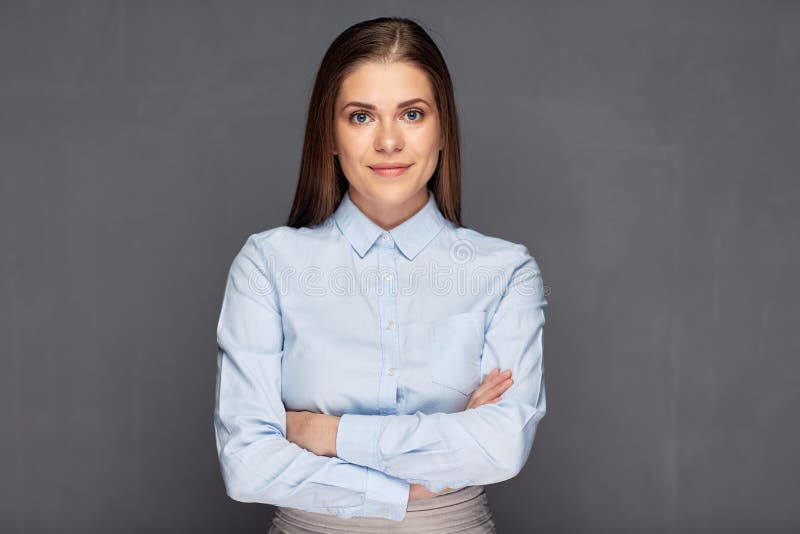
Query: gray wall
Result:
<box><xmin>2</xmin><ymin>1</ymin><xmax>798</xmax><ymax>533</ymax></box>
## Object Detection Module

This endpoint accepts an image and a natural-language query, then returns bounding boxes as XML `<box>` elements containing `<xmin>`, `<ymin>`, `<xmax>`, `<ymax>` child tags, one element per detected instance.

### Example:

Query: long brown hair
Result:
<box><xmin>286</xmin><ymin>16</ymin><xmax>463</xmax><ymax>229</ymax></box>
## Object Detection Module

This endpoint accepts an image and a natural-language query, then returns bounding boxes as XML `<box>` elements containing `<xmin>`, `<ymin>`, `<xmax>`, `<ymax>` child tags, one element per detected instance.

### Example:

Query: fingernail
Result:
<box><xmin>502</xmin><ymin>369</ymin><xmax>511</xmax><ymax>376</ymax></box>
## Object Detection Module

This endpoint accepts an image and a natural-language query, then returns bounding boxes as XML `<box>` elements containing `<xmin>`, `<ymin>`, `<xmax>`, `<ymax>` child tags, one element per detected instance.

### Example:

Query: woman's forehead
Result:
<box><xmin>337</xmin><ymin>62</ymin><xmax>434</xmax><ymax>106</ymax></box>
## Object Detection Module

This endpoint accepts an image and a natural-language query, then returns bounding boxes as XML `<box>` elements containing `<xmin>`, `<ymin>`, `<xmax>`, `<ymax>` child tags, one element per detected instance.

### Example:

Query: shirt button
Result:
<box><xmin>387</xmin><ymin>368</ymin><xmax>396</xmax><ymax>376</ymax></box>
<box><xmin>384</xmin><ymin>273</ymin><xmax>393</xmax><ymax>281</ymax></box>
<box><xmin>386</xmin><ymin>320</ymin><xmax>394</xmax><ymax>330</ymax></box>
<box><xmin>382</xmin><ymin>233</ymin><xmax>391</xmax><ymax>241</ymax></box>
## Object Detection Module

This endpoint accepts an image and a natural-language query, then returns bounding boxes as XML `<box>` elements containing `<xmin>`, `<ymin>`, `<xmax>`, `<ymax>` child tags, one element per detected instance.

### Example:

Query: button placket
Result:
<box><xmin>376</xmin><ymin>234</ymin><xmax>399</xmax><ymax>415</ymax></box>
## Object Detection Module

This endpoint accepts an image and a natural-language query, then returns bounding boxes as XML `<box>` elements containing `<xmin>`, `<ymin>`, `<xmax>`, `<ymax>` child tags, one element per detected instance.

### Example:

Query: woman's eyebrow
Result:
<box><xmin>340</xmin><ymin>98</ymin><xmax>430</xmax><ymax>112</ymax></box>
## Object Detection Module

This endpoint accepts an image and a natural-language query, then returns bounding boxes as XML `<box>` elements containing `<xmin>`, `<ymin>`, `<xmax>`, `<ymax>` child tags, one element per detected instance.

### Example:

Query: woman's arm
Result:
<box><xmin>214</xmin><ymin>235</ymin><xmax>410</xmax><ymax>521</ymax></box>
<box><xmin>334</xmin><ymin>248</ymin><xmax>548</xmax><ymax>493</ymax></box>
<box><xmin>286</xmin><ymin>368</ymin><xmax>516</xmax><ymax>497</ymax></box>
<box><xmin>284</xmin><ymin>411</ymin><xmax>456</xmax><ymax>499</ymax></box>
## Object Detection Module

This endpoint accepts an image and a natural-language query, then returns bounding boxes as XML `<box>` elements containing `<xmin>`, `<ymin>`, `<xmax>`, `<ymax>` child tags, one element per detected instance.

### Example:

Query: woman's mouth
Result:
<box><xmin>369</xmin><ymin>163</ymin><xmax>413</xmax><ymax>178</ymax></box>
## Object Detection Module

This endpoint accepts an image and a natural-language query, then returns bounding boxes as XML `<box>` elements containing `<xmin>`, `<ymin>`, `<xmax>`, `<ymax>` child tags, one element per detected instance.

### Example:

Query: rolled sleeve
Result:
<box><xmin>363</xmin><ymin>465</ymin><xmax>410</xmax><ymax>521</ymax></box>
<box><xmin>336</xmin><ymin>413</ymin><xmax>383</xmax><ymax>470</ymax></box>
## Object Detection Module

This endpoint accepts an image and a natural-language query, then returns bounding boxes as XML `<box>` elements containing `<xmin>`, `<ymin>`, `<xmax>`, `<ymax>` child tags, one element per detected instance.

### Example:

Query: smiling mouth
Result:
<box><xmin>369</xmin><ymin>163</ymin><xmax>413</xmax><ymax>178</ymax></box>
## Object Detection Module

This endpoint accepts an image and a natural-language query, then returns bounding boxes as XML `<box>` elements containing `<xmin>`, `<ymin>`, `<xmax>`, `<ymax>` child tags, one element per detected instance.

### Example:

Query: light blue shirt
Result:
<box><xmin>214</xmin><ymin>189</ymin><xmax>548</xmax><ymax>522</ymax></box>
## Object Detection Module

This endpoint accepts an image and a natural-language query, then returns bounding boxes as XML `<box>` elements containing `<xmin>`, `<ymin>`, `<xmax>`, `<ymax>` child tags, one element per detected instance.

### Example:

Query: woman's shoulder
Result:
<box><xmin>446</xmin><ymin>223</ymin><xmax>542</xmax><ymax>274</ymax></box>
<box><xmin>242</xmin><ymin>219</ymin><xmax>337</xmax><ymax>252</ymax></box>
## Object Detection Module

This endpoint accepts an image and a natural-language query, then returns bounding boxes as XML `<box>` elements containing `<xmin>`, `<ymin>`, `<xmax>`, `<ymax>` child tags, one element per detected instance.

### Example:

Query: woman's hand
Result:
<box><xmin>409</xmin><ymin>368</ymin><xmax>514</xmax><ymax>500</ymax></box>
<box><xmin>465</xmin><ymin>367</ymin><xmax>513</xmax><ymax>410</ymax></box>
<box><xmin>409</xmin><ymin>483</ymin><xmax>456</xmax><ymax>500</ymax></box>
<box><xmin>285</xmin><ymin>410</ymin><xmax>339</xmax><ymax>457</ymax></box>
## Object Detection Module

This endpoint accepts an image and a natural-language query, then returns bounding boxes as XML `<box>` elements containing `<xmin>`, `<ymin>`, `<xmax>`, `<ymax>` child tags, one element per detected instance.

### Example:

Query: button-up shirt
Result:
<box><xmin>214</xmin><ymin>189</ymin><xmax>548</xmax><ymax>522</ymax></box>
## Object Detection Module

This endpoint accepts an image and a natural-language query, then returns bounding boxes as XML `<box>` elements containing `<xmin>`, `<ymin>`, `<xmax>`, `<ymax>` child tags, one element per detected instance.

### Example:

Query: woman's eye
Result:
<box><xmin>351</xmin><ymin>112</ymin><xmax>370</xmax><ymax>124</ymax></box>
<box><xmin>404</xmin><ymin>109</ymin><xmax>424</xmax><ymax>121</ymax></box>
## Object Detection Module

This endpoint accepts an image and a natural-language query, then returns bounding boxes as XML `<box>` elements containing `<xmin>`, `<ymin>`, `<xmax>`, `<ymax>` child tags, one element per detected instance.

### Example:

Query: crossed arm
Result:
<box><xmin>283</xmin><ymin>366</ymin><xmax>516</xmax><ymax>499</ymax></box>
<box><xmin>284</xmin><ymin>411</ymin><xmax>452</xmax><ymax>499</ymax></box>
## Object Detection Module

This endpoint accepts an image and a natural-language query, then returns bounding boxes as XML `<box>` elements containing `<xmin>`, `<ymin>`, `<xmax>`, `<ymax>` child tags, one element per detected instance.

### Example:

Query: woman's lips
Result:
<box><xmin>369</xmin><ymin>163</ymin><xmax>413</xmax><ymax>178</ymax></box>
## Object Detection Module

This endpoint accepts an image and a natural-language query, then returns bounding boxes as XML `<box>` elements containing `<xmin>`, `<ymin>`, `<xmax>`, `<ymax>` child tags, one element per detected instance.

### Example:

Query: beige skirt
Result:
<box><xmin>268</xmin><ymin>485</ymin><xmax>496</xmax><ymax>533</ymax></box>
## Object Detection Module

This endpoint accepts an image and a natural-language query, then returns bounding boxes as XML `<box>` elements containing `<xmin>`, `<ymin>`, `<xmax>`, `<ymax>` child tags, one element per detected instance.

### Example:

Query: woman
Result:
<box><xmin>213</xmin><ymin>16</ymin><xmax>548</xmax><ymax>533</ymax></box>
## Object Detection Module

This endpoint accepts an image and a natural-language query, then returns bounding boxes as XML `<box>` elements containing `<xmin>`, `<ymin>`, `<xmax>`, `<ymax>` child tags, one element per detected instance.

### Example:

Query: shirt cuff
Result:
<box><xmin>336</xmin><ymin>413</ymin><xmax>383</xmax><ymax>470</ymax></box>
<box><xmin>362</xmin><ymin>466</ymin><xmax>410</xmax><ymax>521</ymax></box>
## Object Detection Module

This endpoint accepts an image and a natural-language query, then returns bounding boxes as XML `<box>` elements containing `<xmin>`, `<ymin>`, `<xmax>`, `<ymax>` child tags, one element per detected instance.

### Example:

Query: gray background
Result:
<box><xmin>2</xmin><ymin>1</ymin><xmax>798</xmax><ymax>533</ymax></box>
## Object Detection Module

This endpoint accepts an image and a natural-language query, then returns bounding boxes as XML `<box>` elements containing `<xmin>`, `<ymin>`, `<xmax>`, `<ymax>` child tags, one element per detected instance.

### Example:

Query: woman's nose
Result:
<box><xmin>374</xmin><ymin>122</ymin><xmax>404</xmax><ymax>152</ymax></box>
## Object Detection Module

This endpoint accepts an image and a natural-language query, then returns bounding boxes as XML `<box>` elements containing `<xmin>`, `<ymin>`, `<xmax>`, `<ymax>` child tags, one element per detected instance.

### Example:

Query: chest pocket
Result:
<box><xmin>429</xmin><ymin>311</ymin><xmax>487</xmax><ymax>396</ymax></box>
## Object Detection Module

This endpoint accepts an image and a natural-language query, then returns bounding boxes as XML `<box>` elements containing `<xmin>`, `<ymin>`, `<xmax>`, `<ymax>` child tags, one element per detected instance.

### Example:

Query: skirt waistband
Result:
<box><xmin>406</xmin><ymin>484</ymin><xmax>486</xmax><ymax>511</ymax></box>
<box><xmin>270</xmin><ymin>485</ymin><xmax>493</xmax><ymax>533</ymax></box>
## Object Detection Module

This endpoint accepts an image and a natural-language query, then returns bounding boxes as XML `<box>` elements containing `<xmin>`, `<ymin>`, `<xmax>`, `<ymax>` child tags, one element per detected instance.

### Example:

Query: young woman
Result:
<box><xmin>214</xmin><ymin>16</ymin><xmax>548</xmax><ymax>533</ymax></box>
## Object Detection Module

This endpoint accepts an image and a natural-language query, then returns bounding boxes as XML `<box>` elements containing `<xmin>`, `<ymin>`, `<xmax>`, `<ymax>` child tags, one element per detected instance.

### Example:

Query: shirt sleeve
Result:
<box><xmin>335</xmin><ymin>246</ymin><xmax>547</xmax><ymax>493</ymax></box>
<box><xmin>214</xmin><ymin>235</ymin><xmax>411</xmax><ymax>521</ymax></box>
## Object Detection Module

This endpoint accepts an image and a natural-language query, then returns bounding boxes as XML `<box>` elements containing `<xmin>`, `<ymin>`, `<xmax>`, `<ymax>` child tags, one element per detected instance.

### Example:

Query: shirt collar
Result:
<box><xmin>333</xmin><ymin>189</ymin><xmax>447</xmax><ymax>260</ymax></box>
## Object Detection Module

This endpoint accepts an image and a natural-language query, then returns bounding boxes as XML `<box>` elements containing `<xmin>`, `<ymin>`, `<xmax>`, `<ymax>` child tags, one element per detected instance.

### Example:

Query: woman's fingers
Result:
<box><xmin>482</xmin><ymin>369</ymin><xmax>512</xmax><ymax>395</ymax></box>
<box><xmin>484</xmin><ymin>368</ymin><xmax>510</xmax><ymax>385</ymax></box>
<box><xmin>465</xmin><ymin>368</ymin><xmax>514</xmax><ymax>409</ymax></box>
<box><xmin>490</xmin><ymin>377</ymin><xmax>514</xmax><ymax>396</ymax></box>
<box><xmin>409</xmin><ymin>483</ymin><xmax>440</xmax><ymax>500</ymax></box>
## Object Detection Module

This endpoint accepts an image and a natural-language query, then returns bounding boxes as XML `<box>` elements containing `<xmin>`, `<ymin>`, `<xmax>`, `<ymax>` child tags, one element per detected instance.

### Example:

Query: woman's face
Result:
<box><xmin>333</xmin><ymin>61</ymin><xmax>442</xmax><ymax>225</ymax></box>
